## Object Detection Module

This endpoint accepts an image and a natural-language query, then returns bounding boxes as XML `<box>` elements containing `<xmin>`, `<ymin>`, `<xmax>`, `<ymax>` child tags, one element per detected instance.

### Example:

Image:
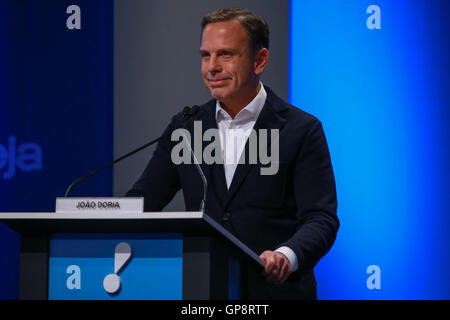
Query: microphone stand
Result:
<box><xmin>65</xmin><ymin>105</ymin><xmax>208</xmax><ymax>215</ymax></box>
<box><xmin>64</xmin><ymin>134</ymin><xmax>167</xmax><ymax>197</ymax></box>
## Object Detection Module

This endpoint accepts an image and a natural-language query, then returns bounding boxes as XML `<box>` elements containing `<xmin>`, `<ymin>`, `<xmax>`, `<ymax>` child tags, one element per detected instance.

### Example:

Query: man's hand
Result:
<box><xmin>259</xmin><ymin>250</ymin><xmax>293</xmax><ymax>284</ymax></box>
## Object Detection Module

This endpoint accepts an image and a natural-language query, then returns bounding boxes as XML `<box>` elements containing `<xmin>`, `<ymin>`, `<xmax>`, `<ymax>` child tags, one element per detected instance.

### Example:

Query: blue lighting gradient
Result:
<box><xmin>0</xmin><ymin>0</ymin><xmax>113</xmax><ymax>299</ymax></box>
<box><xmin>289</xmin><ymin>0</ymin><xmax>450</xmax><ymax>299</ymax></box>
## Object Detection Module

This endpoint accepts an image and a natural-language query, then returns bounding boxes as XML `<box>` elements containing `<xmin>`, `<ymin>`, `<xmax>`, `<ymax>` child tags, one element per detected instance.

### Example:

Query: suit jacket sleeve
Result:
<box><xmin>126</xmin><ymin>115</ymin><xmax>182</xmax><ymax>211</ymax></box>
<box><xmin>277</xmin><ymin>119</ymin><xmax>339</xmax><ymax>273</ymax></box>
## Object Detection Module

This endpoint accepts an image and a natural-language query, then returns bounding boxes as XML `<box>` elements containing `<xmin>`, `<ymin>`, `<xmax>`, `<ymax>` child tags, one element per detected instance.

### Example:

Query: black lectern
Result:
<box><xmin>0</xmin><ymin>211</ymin><xmax>264</xmax><ymax>300</ymax></box>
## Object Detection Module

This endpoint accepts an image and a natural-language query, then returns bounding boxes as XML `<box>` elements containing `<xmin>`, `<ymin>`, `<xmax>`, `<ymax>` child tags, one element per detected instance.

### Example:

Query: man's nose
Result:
<box><xmin>208</xmin><ymin>56</ymin><xmax>222</xmax><ymax>73</ymax></box>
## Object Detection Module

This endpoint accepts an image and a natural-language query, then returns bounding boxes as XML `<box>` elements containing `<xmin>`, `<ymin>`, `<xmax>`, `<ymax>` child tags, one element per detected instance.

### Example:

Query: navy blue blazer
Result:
<box><xmin>127</xmin><ymin>87</ymin><xmax>339</xmax><ymax>299</ymax></box>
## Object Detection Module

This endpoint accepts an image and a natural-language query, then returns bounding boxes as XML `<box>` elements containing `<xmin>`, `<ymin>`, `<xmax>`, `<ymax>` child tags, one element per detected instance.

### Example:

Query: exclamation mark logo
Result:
<box><xmin>103</xmin><ymin>242</ymin><xmax>132</xmax><ymax>294</ymax></box>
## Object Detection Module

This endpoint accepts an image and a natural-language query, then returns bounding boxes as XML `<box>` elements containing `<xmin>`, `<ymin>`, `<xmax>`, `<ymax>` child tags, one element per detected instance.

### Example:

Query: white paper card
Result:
<box><xmin>55</xmin><ymin>197</ymin><xmax>144</xmax><ymax>213</ymax></box>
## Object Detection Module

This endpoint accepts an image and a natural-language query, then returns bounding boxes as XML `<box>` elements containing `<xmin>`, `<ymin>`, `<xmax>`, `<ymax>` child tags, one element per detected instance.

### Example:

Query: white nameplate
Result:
<box><xmin>55</xmin><ymin>197</ymin><xmax>144</xmax><ymax>213</ymax></box>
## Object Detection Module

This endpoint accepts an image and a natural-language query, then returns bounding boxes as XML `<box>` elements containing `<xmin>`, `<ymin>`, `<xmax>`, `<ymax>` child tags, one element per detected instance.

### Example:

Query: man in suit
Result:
<box><xmin>127</xmin><ymin>8</ymin><xmax>339</xmax><ymax>299</ymax></box>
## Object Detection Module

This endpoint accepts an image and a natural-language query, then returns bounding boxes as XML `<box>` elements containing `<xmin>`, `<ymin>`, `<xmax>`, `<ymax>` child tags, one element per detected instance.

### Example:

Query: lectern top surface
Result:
<box><xmin>0</xmin><ymin>211</ymin><xmax>264</xmax><ymax>267</ymax></box>
<box><xmin>0</xmin><ymin>211</ymin><xmax>203</xmax><ymax>219</ymax></box>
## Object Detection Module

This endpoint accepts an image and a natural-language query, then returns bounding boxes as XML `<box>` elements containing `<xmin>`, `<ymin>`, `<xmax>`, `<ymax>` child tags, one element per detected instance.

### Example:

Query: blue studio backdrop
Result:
<box><xmin>290</xmin><ymin>0</ymin><xmax>450</xmax><ymax>299</ymax></box>
<box><xmin>0</xmin><ymin>0</ymin><xmax>113</xmax><ymax>299</ymax></box>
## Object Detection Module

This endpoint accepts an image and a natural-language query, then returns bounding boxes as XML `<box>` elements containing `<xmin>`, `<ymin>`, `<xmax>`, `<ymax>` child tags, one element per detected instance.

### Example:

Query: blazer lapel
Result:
<box><xmin>222</xmin><ymin>90</ymin><xmax>287</xmax><ymax>209</ymax></box>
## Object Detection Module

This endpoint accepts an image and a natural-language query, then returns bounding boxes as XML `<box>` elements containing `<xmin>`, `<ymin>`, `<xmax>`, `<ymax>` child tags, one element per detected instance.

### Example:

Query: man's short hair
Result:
<box><xmin>201</xmin><ymin>8</ymin><xmax>270</xmax><ymax>54</ymax></box>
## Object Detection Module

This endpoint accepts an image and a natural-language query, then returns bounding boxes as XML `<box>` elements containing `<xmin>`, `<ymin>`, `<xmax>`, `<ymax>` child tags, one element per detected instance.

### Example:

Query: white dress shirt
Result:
<box><xmin>215</xmin><ymin>83</ymin><xmax>298</xmax><ymax>272</ymax></box>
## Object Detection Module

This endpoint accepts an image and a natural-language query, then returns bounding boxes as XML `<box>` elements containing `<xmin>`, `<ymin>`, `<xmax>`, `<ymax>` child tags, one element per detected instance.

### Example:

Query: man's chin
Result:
<box><xmin>209</xmin><ymin>87</ymin><xmax>228</xmax><ymax>101</ymax></box>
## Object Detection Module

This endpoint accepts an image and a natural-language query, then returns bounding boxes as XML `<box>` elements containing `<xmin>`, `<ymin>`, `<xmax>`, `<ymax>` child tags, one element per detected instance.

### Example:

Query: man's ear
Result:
<box><xmin>254</xmin><ymin>48</ymin><xmax>269</xmax><ymax>76</ymax></box>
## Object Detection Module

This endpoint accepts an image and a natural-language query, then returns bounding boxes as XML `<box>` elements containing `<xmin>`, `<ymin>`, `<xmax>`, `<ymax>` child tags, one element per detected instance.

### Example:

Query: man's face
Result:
<box><xmin>200</xmin><ymin>20</ymin><xmax>261</xmax><ymax>108</ymax></box>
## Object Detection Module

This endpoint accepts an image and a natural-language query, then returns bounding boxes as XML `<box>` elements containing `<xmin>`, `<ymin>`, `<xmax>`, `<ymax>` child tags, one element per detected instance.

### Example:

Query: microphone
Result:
<box><xmin>183</xmin><ymin>105</ymin><xmax>200</xmax><ymax>121</ymax></box>
<box><xmin>64</xmin><ymin>105</ymin><xmax>202</xmax><ymax>197</ymax></box>
<box><xmin>181</xmin><ymin>105</ymin><xmax>208</xmax><ymax>212</ymax></box>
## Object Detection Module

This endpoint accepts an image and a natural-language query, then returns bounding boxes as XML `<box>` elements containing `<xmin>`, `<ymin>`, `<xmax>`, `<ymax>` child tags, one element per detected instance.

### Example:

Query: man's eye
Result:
<box><xmin>201</xmin><ymin>53</ymin><xmax>210</xmax><ymax>58</ymax></box>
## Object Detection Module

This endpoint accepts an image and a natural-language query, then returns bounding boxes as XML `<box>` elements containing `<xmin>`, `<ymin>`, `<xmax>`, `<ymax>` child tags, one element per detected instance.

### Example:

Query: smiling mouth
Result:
<box><xmin>208</xmin><ymin>78</ymin><xmax>230</xmax><ymax>87</ymax></box>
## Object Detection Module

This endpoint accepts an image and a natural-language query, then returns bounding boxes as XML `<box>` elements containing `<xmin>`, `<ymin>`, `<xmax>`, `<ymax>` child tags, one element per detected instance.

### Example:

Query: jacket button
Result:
<box><xmin>222</xmin><ymin>211</ymin><xmax>231</xmax><ymax>221</ymax></box>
